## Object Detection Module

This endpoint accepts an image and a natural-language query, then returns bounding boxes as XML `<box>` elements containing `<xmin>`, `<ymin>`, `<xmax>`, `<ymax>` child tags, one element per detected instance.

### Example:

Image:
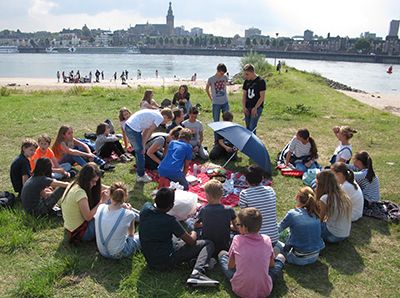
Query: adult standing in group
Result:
<box><xmin>124</xmin><ymin>108</ymin><xmax>174</xmax><ymax>183</ymax></box>
<box><xmin>242</xmin><ymin>64</ymin><xmax>266</xmax><ymax>134</ymax></box>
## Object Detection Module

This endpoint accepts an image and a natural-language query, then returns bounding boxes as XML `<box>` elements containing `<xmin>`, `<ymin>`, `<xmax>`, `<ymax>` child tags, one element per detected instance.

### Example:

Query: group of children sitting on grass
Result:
<box><xmin>9</xmin><ymin>77</ymin><xmax>382</xmax><ymax>296</ymax></box>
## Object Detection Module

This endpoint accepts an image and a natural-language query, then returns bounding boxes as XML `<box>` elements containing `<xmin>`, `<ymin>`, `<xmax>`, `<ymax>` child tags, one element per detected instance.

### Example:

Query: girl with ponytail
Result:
<box><xmin>277</xmin><ymin>187</ymin><xmax>325</xmax><ymax>265</ymax></box>
<box><xmin>331</xmin><ymin>162</ymin><xmax>364</xmax><ymax>221</ymax></box>
<box><xmin>330</xmin><ymin>125</ymin><xmax>357</xmax><ymax>164</ymax></box>
<box><xmin>284</xmin><ymin>128</ymin><xmax>320</xmax><ymax>172</ymax></box>
<box><xmin>94</xmin><ymin>182</ymin><xmax>140</xmax><ymax>259</ymax></box>
<box><xmin>352</xmin><ymin>151</ymin><xmax>380</xmax><ymax>203</ymax></box>
<box><xmin>316</xmin><ymin>170</ymin><xmax>352</xmax><ymax>243</ymax></box>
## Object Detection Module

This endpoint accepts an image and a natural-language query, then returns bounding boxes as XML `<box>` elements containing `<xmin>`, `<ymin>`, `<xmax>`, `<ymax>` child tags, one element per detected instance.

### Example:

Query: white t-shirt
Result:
<box><xmin>125</xmin><ymin>109</ymin><xmax>164</xmax><ymax>132</ymax></box>
<box><xmin>288</xmin><ymin>137</ymin><xmax>312</xmax><ymax>158</ymax></box>
<box><xmin>341</xmin><ymin>181</ymin><xmax>364</xmax><ymax>222</ymax></box>
<box><xmin>94</xmin><ymin>204</ymin><xmax>137</xmax><ymax>257</ymax></box>
<box><xmin>333</xmin><ymin>143</ymin><xmax>352</xmax><ymax>163</ymax></box>
<box><xmin>320</xmin><ymin>194</ymin><xmax>351</xmax><ymax>238</ymax></box>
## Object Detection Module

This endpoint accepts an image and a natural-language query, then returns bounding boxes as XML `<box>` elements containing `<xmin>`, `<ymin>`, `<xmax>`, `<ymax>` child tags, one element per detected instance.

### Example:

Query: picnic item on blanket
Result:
<box><xmin>208</xmin><ymin>122</ymin><xmax>272</xmax><ymax>175</ymax></box>
<box><xmin>276</xmin><ymin>164</ymin><xmax>304</xmax><ymax>178</ymax></box>
<box><xmin>146</xmin><ymin>162</ymin><xmax>272</xmax><ymax>207</ymax></box>
<box><xmin>186</xmin><ymin>175</ymin><xmax>201</xmax><ymax>186</ymax></box>
<box><xmin>167</xmin><ymin>190</ymin><xmax>198</xmax><ymax>221</ymax></box>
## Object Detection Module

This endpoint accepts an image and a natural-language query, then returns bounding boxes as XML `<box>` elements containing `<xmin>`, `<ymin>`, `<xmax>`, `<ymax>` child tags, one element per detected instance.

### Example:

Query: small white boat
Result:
<box><xmin>45</xmin><ymin>47</ymin><xmax>58</xmax><ymax>53</ymax></box>
<box><xmin>0</xmin><ymin>46</ymin><xmax>19</xmax><ymax>53</ymax></box>
<box><xmin>126</xmin><ymin>46</ymin><xmax>141</xmax><ymax>54</ymax></box>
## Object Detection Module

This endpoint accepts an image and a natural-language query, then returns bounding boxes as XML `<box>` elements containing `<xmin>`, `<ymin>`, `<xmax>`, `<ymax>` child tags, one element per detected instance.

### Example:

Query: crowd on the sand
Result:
<box><xmin>57</xmin><ymin>69</ymin><xmax>199</xmax><ymax>85</ymax></box>
<box><xmin>9</xmin><ymin>63</ymin><xmax>381</xmax><ymax>297</ymax></box>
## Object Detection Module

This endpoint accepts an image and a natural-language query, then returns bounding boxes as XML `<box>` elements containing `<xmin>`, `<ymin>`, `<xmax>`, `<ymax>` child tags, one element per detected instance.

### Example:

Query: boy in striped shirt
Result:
<box><xmin>239</xmin><ymin>165</ymin><xmax>279</xmax><ymax>245</ymax></box>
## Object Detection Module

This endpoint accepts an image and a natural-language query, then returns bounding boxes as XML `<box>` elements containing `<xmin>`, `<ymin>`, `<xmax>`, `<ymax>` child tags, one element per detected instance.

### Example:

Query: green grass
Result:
<box><xmin>0</xmin><ymin>61</ymin><xmax>400</xmax><ymax>297</ymax></box>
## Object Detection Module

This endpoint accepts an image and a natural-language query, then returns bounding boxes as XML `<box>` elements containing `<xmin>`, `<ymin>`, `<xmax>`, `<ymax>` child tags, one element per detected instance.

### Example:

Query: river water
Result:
<box><xmin>0</xmin><ymin>53</ymin><xmax>398</xmax><ymax>93</ymax></box>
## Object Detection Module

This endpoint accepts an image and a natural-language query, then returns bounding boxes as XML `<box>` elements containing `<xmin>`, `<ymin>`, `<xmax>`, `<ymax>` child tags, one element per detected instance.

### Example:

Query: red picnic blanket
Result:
<box><xmin>146</xmin><ymin>163</ymin><xmax>272</xmax><ymax>207</ymax></box>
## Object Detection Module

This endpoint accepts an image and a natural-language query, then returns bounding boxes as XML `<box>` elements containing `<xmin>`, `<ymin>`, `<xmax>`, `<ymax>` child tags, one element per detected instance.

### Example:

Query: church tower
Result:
<box><xmin>166</xmin><ymin>2</ymin><xmax>174</xmax><ymax>35</ymax></box>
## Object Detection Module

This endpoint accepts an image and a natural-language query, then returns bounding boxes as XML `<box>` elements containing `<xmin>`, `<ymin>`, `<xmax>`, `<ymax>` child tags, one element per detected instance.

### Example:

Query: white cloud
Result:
<box><xmin>181</xmin><ymin>17</ymin><xmax>245</xmax><ymax>37</ymax></box>
<box><xmin>28</xmin><ymin>0</ymin><xmax>58</xmax><ymax>17</ymax></box>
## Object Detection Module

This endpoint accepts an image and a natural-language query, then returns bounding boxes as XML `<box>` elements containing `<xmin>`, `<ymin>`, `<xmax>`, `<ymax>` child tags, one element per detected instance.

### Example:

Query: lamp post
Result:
<box><xmin>274</xmin><ymin>32</ymin><xmax>279</xmax><ymax>66</ymax></box>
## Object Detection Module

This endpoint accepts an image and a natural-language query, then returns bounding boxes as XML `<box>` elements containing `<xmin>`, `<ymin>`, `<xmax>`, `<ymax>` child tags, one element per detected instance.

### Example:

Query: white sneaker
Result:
<box><xmin>136</xmin><ymin>173</ymin><xmax>152</xmax><ymax>183</ymax></box>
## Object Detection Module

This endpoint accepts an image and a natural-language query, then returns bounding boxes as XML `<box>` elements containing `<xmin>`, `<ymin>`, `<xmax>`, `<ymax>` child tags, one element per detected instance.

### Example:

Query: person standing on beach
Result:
<box><xmin>242</xmin><ymin>64</ymin><xmax>266</xmax><ymax>134</ymax></box>
<box><xmin>113</xmin><ymin>72</ymin><xmax>117</xmax><ymax>81</ymax></box>
<box><xmin>156</xmin><ymin>70</ymin><xmax>159</xmax><ymax>78</ymax></box>
<box><xmin>89</xmin><ymin>71</ymin><xmax>92</xmax><ymax>83</ymax></box>
<box><xmin>57</xmin><ymin>71</ymin><xmax>60</xmax><ymax>83</ymax></box>
<box><xmin>125</xmin><ymin>70</ymin><xmax>129</xmax><ymax>80</ymax></box>
<box><xmin>101</xmin><ymin>71</ymin><xmax>104</xmax><ymax>81</ymax></box>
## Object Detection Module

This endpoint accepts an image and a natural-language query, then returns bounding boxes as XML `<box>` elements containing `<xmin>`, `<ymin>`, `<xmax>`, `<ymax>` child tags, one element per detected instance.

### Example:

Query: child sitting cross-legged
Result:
<box><xmin>195</xmin><ymin>180</ymin><xmax>237</xmax><ymax>256</ymax></box>
<box><xmin>94</xmin><ymin>182</ymin><xmax>140</xmax><ymax>259</ymax></box>
<box><xmin>218</xmin><ymin>207</ymin><xmax>286</xmax><ymax>298</ymax></box>
<box><xmin>139</xmin><ymin>188</ymin><xmax>219</xmax><ymax>287</ymax></box>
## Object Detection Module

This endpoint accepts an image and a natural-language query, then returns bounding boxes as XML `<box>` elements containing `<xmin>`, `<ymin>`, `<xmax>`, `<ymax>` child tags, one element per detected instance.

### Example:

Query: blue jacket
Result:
<box><xmin>278</xmin><ymin>208</ymin><xmax>325</xmax><ymax>253</ymax></box>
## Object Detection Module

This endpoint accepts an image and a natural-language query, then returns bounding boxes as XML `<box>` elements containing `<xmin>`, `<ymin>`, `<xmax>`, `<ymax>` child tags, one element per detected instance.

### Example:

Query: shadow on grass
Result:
<box><xmin>284</xmin><ymin>261</ymin><xmax>332</xmax><ymax>296</ymax></box>
<box><xmin>350</xmin><ymin>216</ymin><xmax>391</xmax><ymax>247</ymax></box>
<box><xmin>53</xmin><ymin>236</ymin><xmax>132</xmax><ymax>294</ymax></box>
<box><xmin>320</xmin><ymin>239</ymin><xmax>365</xmax><ymax>275</ymax></box>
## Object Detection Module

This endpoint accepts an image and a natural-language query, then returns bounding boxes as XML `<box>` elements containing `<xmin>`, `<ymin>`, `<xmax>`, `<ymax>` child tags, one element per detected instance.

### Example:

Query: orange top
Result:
<box><xmin>30</xmin><ymin>147</ymin><xmax>56</xmax><ymax>172</ymax></box>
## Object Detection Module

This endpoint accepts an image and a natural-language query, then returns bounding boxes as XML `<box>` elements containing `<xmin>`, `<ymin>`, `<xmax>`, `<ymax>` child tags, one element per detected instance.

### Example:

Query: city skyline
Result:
<box><xmin>0</xmin><ymin>0</ymin><xmax>399</xmax><ymax>38</ymax></box>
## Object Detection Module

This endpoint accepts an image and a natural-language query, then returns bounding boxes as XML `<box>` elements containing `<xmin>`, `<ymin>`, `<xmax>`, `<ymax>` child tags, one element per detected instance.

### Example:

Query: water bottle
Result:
<box><xmin>193</xmin><ymin>164</ymin><xmax>198</xmax><ymax>177</ymax></box>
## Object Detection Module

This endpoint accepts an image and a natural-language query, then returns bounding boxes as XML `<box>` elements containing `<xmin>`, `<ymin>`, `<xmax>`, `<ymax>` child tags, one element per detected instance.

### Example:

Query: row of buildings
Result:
<box><xmin>0</xmin><ymin>3</ymin><xmax>399</xmax><ymax>56</ymax></box>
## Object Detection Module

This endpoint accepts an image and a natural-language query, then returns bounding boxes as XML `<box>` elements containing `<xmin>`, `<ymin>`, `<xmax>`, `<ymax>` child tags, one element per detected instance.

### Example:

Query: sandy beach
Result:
<box><xmin>339</xmin><ymin>90</ymin><xmax>400</xmax><ymax>116</ymax></box>
<box><xmin>1</xmin><ymin>77</ymin><xmax>399</xmax><ymax>116</ymax></box>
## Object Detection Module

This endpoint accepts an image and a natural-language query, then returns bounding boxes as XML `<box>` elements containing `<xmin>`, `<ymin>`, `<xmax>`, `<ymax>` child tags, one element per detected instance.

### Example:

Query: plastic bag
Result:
<box><xmin>167</xmin><ymin>190</ymin><xmax>198</xmax><ymax>221</ymax></box>
<box><xmin>302</xmin><ymin>168</ymin><xmax>320</xmax><ymax>186</ymax></box>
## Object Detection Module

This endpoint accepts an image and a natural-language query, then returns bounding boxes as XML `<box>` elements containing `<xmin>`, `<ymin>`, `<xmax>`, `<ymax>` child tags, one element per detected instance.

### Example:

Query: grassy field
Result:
<box><xmin>0</xmin><ymin>59</ymin><xmax>399</xmax><ymax>297</ymax></box>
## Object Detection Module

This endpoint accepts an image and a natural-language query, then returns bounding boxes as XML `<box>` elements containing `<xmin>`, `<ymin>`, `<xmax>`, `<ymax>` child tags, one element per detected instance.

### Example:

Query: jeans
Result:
<box><xmin>125</xmin><ymin>126</ymin><xmax>145</xmax><ymax>177</ymax></box>
<box><xmin>172</xmin><ymin>239</ymin><xmax>214</xmax><ymax>273</ymax></box>
<box><xmin>321</xmin><ymin>222</ymin><xmax>347</xmax><ymax>243</ymax></box>
<box><xmin>295</xmin><ymin>161</ymin><xmax>318</xmax><ymax>172</ymax></box>
<box><xmin>120</xmin><ymin>234</ymin><xmax>141</xmax><ymax>257</ymax></box>
<box><xmin>212</xmin><ymin>102</ymin><xmax>230</xmax><ymax>140</ymax></box>
<box><xmin>244</xmin><ymin>106</ymin><xmax>263</xmax><ymax>134</ymax></box>
<box><xmin>59</xmin><ymin>147</ymin><xmax>105</xmax><ymax>167</ymax></box>
<box><xmin>275</xmin><ymin>241</ymin><xmax>319</xmax><ymax>266</ymax></box>
<box><xmin>219</xmin><ymin>251</ymin><xmax>284</xmax><ymax>282</ymax></box>
<box><xmin>212</xmin><ymin>102</ymin><xmax>230</xmax><ymax>122</ymax></box>
<box><xmin>159</xmin><ymin>170</ymin><xmax>189</xmax><ymax>190</ymax></box>
<box><xmin>52</xmin><ymin>163</ymin><xmax>72</xmax><ymax>180</ymax></box>
<box><xmin>82</xmin><ymin>219</ymin><xmax>95</xmax><ymax>242</ymax></box>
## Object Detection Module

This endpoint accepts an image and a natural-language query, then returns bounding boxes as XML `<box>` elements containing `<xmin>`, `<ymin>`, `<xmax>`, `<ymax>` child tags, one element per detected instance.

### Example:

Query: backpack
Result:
<box><xmin>0</xmin><ymin>191</ymin><xmax>16</xmax><ymax>209</ymax></box>
<box><xmin>329</xmin><ymin>147</ymin><xmax>352</xmax><ymax>164</ymax></box>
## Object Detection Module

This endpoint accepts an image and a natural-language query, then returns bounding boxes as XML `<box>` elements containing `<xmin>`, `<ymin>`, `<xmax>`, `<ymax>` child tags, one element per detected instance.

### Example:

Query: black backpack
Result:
<box><xmin>0</xmin><ymin>191</ymin><xmax>16</xmax><ymax>209</ymax></box>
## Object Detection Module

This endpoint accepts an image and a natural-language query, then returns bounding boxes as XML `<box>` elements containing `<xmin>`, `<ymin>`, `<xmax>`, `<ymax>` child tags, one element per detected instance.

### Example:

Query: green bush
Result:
<box><xmin>0</xmin><ymin>87</ymin><xmax>11</xmax><ymax>97</ymax></box>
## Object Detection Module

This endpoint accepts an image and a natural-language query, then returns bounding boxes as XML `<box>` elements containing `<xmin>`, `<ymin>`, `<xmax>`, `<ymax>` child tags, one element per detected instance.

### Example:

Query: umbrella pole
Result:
<box><xmin>222</xmin><ymin>150</ymin><xmax>237</xmax><ymax>169</ymax></box>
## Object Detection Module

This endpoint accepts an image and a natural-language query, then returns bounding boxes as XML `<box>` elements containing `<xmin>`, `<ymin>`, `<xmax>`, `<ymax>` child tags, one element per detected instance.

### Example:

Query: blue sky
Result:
<box><xmin>0</xmin><ymin>0</ymin><xmax>399</xmax><ymax>38</ymax></box>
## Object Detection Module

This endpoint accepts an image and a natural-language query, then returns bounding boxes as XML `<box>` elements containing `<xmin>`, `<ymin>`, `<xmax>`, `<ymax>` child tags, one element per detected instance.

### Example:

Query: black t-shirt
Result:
<box><xmin>197</xmin><ymin>204</ymin><xmax>236</xmax><ymax>253</ymax></box>
<box><xmin>139</xmin><ymin>202</ymin><xmax>185</xmax><ymax>269</ymax></box>
<box><xmin>243</xmin><ymin>76</ymin><xmax>267</xmax><ymax>109</ymax></box>
<box><xmin>21</xmin><ymin>176</ymin><xmax>53</xmax><ymax>213</ymax></box>
<box><xmin>216</xmin><ymin>133</ymin><xmax>233</xmax><ymax>147</ymax></box>
<box><xmin>10</xmin><ymin>154</ymin><xmax>31</xmax><ymax>194</ymax></box>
